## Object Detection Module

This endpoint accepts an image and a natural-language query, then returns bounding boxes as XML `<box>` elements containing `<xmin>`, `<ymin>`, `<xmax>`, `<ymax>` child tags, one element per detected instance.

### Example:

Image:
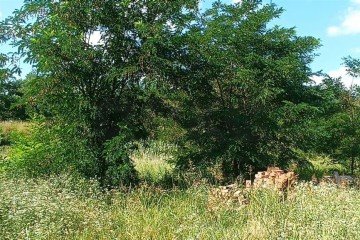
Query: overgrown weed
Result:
<box><xmin>1</xmin><ymin>174</ymin><xmax>360</xmax><ymax>240</ymax></box>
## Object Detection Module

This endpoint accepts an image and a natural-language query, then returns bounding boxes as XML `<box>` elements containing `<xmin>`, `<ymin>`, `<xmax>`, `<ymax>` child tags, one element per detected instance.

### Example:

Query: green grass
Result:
<box><xmin>131</xmin><ymin>141</ymin><xmax>176</xmax><ymax>183</ymax></box>
<box><xmin>2</xmin><ymin>126</ymin><xmax>360</xmax><ymax>239</ymax></box>
<box><xmin>295</xmin><ymin>153</ymin><xmax>348</xmax><ymax>181</ymax></box>
<box><xmin>1</xmin><ymin>174</ymin><xmax>360</xmax><ymax>240</ymax></box>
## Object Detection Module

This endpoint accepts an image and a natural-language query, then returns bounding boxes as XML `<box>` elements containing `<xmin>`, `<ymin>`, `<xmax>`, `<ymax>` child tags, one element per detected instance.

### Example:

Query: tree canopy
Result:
<box><xmin>171</xmin><ymin>1</ymin><xmax>320</xmax><ymax>178</ymax></box>
<box><xmin>1</xmin><ymin>0</ymin><xmax>359</xmax><ymax>185</ymax></box>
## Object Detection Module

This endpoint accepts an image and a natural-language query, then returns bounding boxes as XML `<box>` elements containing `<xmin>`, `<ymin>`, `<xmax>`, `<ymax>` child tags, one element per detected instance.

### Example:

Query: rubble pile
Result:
<box><xmin>208</xmin><ymin>184</ymin><xmax>249</xmax><ymax>211</ymax></box>
<box><xmin>318</xmin><ymin>171</ymin><xmax>354</xmax><ymax>187</ymax></box>
<box><xmin>208</xmin><ymin>167</ymin><xmax>297</xmax><ymax>211</ymax></box>
<box><xmin>247</xmin><ymin>167</ymin><xmax>297</xmax><ymax>191</ymax></box>
<box><xmin>208</xmin><ymin>167</ymin><xmax>358</xmax><ymax>211</ymax></box>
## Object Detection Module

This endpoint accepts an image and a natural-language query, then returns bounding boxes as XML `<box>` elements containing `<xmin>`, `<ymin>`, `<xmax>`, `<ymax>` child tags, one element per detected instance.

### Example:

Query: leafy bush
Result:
<box><xmin>3</xmin><ymin>122</ymin><xmax>139</xmax><ymax>187</ymax></box>
<box><xmin>0</xmin><ymin>54</ymin><xmax>27</xmax><ymax>121</ymax></box>
<box><xmin>3</xmin><ymin>122</ymin><xmax>97</xmax><ymax>178</ymax></box>
<box><xmin>295</xmin><ymin>153</ymin><xmax>347</xmax><ymax>180</ymax></box>
<box><xmin>103</xmin><ymin>135</ymin><xmax>139</xmax><ymax>187</ymax></box>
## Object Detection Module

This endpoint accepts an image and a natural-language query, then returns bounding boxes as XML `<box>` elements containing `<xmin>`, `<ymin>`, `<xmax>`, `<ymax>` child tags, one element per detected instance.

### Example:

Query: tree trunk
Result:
<box><xmin>98</xmin><ymin>153</ymin><xmax>108</xmax><ymax>187</ymax></box>
<box><xmin>232</xmin><ymin>158</ymin><xmax>240</xmax><ymax>179</ymax></box>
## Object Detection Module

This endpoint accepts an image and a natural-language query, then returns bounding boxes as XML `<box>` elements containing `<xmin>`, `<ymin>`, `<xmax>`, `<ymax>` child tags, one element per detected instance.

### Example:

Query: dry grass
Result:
<box><xmin>1</xmin><ymin>174</ymin><xmax>360</xmax><ymax>240</ymax></box>
<box><xmin>0</xmin><ymin>121</ymin><xmax>30</xmax><ymax>135</ymax></box>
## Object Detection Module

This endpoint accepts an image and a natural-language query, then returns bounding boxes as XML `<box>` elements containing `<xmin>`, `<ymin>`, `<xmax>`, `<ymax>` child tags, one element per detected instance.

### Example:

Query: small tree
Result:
<box><xmin>309</xmin><ymin>58</ymin><xmax>360</xmax><ymax>175</ymax></box>
<box><xmin>340</xmin><ymin>57</ymin><xmax>360</xmax><ymax>174</ymax></box>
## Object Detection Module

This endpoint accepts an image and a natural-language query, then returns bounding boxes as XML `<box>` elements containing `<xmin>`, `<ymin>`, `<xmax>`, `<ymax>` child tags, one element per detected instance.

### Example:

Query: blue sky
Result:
<box><xmin>1</xmin><ymin>0</ymin><xmax>360</xmax><ymax>86</ymax></box>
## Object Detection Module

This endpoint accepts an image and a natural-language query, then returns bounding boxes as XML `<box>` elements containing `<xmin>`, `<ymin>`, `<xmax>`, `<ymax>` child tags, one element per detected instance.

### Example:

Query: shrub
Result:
<box><xmin>4</xmin><ymin>122</ymin><xmax>139</xmax><ymax>187</ymax></box>
<box><xmin>3</xmin><ymin>122</ymin><xmax>97</xmax><ymax>178</ymax></box>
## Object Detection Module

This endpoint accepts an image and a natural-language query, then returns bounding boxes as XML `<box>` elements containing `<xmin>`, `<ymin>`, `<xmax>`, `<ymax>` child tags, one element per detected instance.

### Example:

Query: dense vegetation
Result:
<box><xmin>1</xmin><ymin>0</ymin><xmax>358</xmax><ymax>183</ymax></box>
<box><xmin>0</xmin><ymin>54</ymin><xmax>26</xmax><ymax>120</ymax></box>
<box><xmin>0</xmin><ymin>0</ymin><xmax>360</xmax><ymax>238</ymax></box>
<box><xmin>2</xmin><ymin>174</ymin><xmax>360</xmax><ymax>240</ymax></box>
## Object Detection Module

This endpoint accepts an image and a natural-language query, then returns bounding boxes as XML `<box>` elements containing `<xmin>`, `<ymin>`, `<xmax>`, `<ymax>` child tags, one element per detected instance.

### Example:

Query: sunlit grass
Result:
<box><xmin>131</xmin><ymin>141</ymin><xmax>176</xmax><ymax>183</ymax></box>
<box><xmin>2</xmin><ymin>129</ymin><xmax>360</xmax><ymax>239</ymax></box>
<box><xmin>0</xmin><ymin>121</ymin><xmax>30</xmax><ymax>147</ymax></box>
<box><xmin>295</xmin><ymin>153</ymin><xmax>348</xmax><ymax>180</ymax></box>
<box><xmin>1</xmin><ymin>174</ymin><xmax>360</xmax><ymax>240</ymax></box>
<box><xmin>0</xmin><ymin>121</ymin><xmax>30</xmax><ymax>135</ymax></box>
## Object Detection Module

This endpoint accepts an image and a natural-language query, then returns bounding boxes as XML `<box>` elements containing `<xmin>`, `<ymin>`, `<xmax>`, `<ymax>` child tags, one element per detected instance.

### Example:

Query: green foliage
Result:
<box><xmin>294</xmin><ymin>152</ymin><xmax>346</xmax><ymax>180</ymax></box>
<box><xmin>0</xmin><ymin>54</ymin><xmax>27</xmax><ymax>120</ymax></box>
<box><xmin>1</xmin><ymin>121</ymin><xmax>140</xmax><ymax>186</ymax></box>
<box><xmin>1</xmin><ymin>0</ymin><xmax>199</xmax><ymax>186</ymax></box>
<box><xmin>103</xmin><ymin>134</ymin><xmax>139</xmax><ymax>187</ymax></box>
<box><xmin>173</xmin><ymin>1</ymin><xmax>320</xmax><ymax>179</ymax></box>
<box><xmin>305</xmin><ymin>58</ymin><xmax>360</xmax><ymax>175</ymax></box>
<box><xmin>2</xmin><ymin>1</ymin><xmax>360</xmax><ymax>237</ymax></box>
<box><xmin>3</xmin><ymin>122</ymin><xmax>97</xmax><ymax>178</ymax></box>
<box><xmin>2</xmin><ymin>0</ymin><xmax>359</xmax><ymax>184</ymax></box>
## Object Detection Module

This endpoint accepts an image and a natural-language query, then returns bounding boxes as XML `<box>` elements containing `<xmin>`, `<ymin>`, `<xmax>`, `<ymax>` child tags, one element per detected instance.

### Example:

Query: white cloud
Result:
<box><xmin>198</xmin><ymin>1</ymin><xmax>203</xmax><ymax>10</ymax></box>
<box><xmin>310</xmin><ymin>66</ymin><xmax>360</xmax><ymax>88</ymax></box>
<box><xmin>232</xmin><ymin>0</ymin><xmax>242</xmax><ymax>3</ymax></box>
<box><xmin>310</xmin><ymin>75</ymin><xmax>324</xmax><ymax>85</ymax></box>
<box><xmin>327</xmin><ymin>1</ymin><xmax>360</xmax><ymax>36</ymax></box>
<box><xmin>166</xmin><ymin>20</ymin><xmax>176</xmax><ymax>32</ymax></box>
<box><xmin>329</xmin><ymin>66</ymin><xmax>360</xmax><ymax>88</ymax></box>
<box><xmin>0</xmin><ymin>11</ymin><xmax>3</xmax><ymax>19</ymax></box>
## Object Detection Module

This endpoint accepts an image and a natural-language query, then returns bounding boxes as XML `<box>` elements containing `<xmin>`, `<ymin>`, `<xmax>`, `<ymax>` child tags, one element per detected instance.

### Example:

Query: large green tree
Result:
<box><xmin>3</xmin><ymin>0</ymin><xmax>331</xmax><ymax>183</ymax></box>
<box><xmin>172</xmin><ymin>0</ymin><xmax>320</xmax><ymax>179</ymax></box>
<box><xmin>2</xmin><ymin>0</ymin><xmax>198</xmax><ymax>186</ymax></box>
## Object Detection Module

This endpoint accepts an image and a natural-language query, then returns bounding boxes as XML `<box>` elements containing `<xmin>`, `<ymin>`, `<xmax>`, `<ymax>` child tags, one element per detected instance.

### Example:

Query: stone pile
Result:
<box><xmin>318</xmin><ymin>171</ymin><xmax>354</xmax><ymax>187</ymax></box>
<box><xmin>208</xmin><ymin>184</ymin><xmax>249</xmax><ymax>211</ymax></box>
<box><xmin>208</xmin><ymin>167</ymin><xmax>297</xmax><ymax>211</ymax></box>
<box><xmin>247</xmin><ymin>167</ymin><xmax>297</xmax><ymax>191</ymax></box>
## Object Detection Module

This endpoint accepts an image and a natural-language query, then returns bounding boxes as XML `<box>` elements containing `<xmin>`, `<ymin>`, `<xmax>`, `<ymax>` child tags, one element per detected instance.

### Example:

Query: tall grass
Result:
<box><xmin>131</xmin><ymin>141</ymin><xmax>177</xmax><ymax>183</ymax></box>
<box><xmin>0</xmin><ymin>121</ymin><xmax>29</xmax><ymax>146</ymax></box>
<box><xmin>0</xmin><ymin>121</ymin><xmax>29</xmax><ymax>138</ymax></box>
<box><xmin>2</xmin><ymin>127</ymin><xmax>360</xmax><ymax>239</ymax></box>
<box><xmin>1</xmin><ymin>173</ymin><xmax>360</xmax><ymax>240</ymax></box>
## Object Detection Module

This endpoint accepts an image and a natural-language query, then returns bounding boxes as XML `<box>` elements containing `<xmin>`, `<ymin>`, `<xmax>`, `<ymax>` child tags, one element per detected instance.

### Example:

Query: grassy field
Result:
<box><xmin>1</xmin><ymin>174</ymin><xmax>360</xmax><ymax>240</ymax></box>
<box><xmin>1</xmin><ymin>121</ymin><xmax>360</xmax><ymax>239</ymax></box>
